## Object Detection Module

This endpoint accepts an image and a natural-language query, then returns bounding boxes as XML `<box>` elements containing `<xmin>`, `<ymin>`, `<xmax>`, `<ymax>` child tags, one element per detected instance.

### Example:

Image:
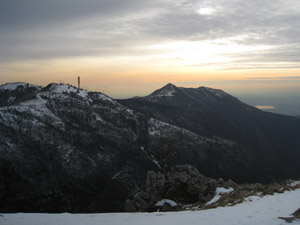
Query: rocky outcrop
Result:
<box><xmin>125</xmin><ymin>165</ymin><xmax>236</xmax><ymax>212</ymax></box>
<box><xmin>125</xmin><ymin>171</ymin><xmax>166</xmax><ymax>212</ymax></box>
<box><xmin>165</xmin><ymin>165</ymin><xmax>217</xmax><ymax>203</ymax></box>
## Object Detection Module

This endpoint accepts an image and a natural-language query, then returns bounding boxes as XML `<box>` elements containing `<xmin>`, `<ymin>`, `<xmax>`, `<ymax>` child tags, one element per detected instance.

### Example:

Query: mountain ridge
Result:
<box><xmin>119</xmin><ymin>83</ymin><xmax>300</xmax><ymax>181</ymax></box>
<box><xmin>0</xmin><ymin>82</ymin><xmax>260</xmax><ymax>213</ymax></box>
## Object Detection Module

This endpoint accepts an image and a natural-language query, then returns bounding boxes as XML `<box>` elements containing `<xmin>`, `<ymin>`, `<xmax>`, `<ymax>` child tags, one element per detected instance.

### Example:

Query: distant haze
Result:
<box><xmin>255</xmin><ymin>106</ymin><xmax>275</xmax><ymax>110</ymax></box>
<box><xmin>239</xmin><ymin>95</ymin><xmax>300</xmax><ymax>116</ymax></box>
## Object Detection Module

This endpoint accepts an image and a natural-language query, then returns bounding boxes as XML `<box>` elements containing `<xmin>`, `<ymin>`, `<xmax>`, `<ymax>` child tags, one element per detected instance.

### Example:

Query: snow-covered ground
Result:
<box><xmin>0</xmin><ymin>82</ymin><xmax>38</xmax><ymax>91</ymax></box>
<box><xmin>1</xmin><ymin>188</ymin><xmax>299</xmax><ymax>225</ymax></box>
<box><xmin>205</xmin><ymin>187</ymin><xmax>234</xmax><ymax>206</ymax></box>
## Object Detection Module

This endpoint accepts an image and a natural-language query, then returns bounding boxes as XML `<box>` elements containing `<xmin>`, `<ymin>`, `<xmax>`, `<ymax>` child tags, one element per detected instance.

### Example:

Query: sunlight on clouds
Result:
<box><xmin>197</xmin><ymin>7</ymin><xmax>216</xmax><ymax>15</ymax></box>
<box><xmin>148</xmin><ymin>36</ymin><xmax>275</xmax><ymax>68</ymax></box>
<box><xmin>196</xmin><ymin>1</ymin><xmax>218</xmax><ymax>16</ymax></box>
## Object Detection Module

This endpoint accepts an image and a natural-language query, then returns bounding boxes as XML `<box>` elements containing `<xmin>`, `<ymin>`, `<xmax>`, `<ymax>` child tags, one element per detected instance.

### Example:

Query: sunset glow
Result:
<box><xmin>1</xmin><ymin>0</ymin><xmax>300</xmax><ymax>100</ymax></box>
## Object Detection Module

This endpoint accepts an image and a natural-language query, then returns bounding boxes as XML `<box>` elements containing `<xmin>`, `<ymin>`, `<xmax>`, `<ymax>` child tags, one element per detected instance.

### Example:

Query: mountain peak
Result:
<box><xmin>41</xmin><ymin>83</ymin><xmax>91</xmax><ymax>100</ymax></box>
<box><xmin>148</xmin><ymin>83</ymin><xmax>231</xmax><ymax>100</ymax></box>
<box><xmin>44</xmin><ymin>83</ymin><xmax>80</xmax><ymax>93</ymax></box>
<box><xmin>149</xmin><ymin>83</ymin><xmax>178</xmax><ymax>97</ymax></box>
<box><xmin>44</xmin><ymin>82</ymin><xmax>77</xmax><ymax>92</ymax></box>
<box><xmin>164</xmin><ymin>83</ymin><xmax>176</xmax><ymax>88</ymax></box>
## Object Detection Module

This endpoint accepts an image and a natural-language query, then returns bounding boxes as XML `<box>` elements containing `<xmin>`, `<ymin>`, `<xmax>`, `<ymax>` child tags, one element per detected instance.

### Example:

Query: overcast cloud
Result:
<box><xmin>1</xmin><ymin>0</ymin><xmax>300</xmax><ymax>69</ymax></box>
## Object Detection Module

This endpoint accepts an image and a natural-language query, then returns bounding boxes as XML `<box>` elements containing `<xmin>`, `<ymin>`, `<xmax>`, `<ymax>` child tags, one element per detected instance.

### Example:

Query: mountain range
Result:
<box><xmin>0</xmin><ymin>82</ymin><xmax>299</xmax><ymax>213</ymax></box>
<box><xmin>119</xmin><ymin>83</ymin><xmax>300</xmax><ymax>181</ymax></box>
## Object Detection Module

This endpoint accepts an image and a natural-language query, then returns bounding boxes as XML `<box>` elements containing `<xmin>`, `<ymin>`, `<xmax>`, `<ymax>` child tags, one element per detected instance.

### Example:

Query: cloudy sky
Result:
<box><xmin>1</xmin><ymin>0</ymin><xmax>300</xmax><ymax>99</ymax></box>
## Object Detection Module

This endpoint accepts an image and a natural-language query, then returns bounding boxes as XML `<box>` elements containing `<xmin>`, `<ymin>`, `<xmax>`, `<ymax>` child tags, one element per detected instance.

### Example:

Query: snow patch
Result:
<box><xmin>48</xmin><ymin>84</ymin><xmax>88</xmax><ymax>98</ymax></box>
<box><xmin>63</xmin><ymin>148</ymin><xmax>74</xmax><ymax>163</ymax></box>
<box><xmin>0</xmin><ymin>93</ymin><xmax>65</xmax><ymax>131</ymax></box>
<box><xmin>150</xmin><ymin>155</ymin><xmax>161</xmax><ymax>169</ymax></box>
<box><xmin>244</xmin><ymin>195</ymin><xmax>261</xmax><ymax>202</ymax></box>
<box><xmin>19</xmin><ymin>95</ymin><xmax>47</xmax><ymax>107</ymax></box>
<box><xmin>206</xmin><ymin>187</ymin><xmax>234</xmax><ymax>205</ymax></box>
<box><xmin>201</xmin><ymin>87</ymin><xmax>226</xmax><ymax>98</ymax></box>
<box><xmin>290</xmin><ymin>180</ymin><xmax>300</xmax><ymax>187</ymax></box>
<box><xmin>94</xmin><ymin>114</ymin><xmax>103</xmax><ymax>122</ymax></box>
<box><xmin>148</xmin><ymin>118</ymin><xmax>172</xmax><ymax>136</ymax></box>
<box><xmin>126</xmin><ymin>108</ymin><xmax>134</xmax><ymax>115</ymax></box>
<box><xmin>155</xmin><ymin>199</ymin><xmax>178</xmax><ymax>207</ymax></box>
<box><xmin>112</xmin><ymin>171</ymin><xmax>123</xmax><ymax>180</ymax></box>
<box><xmin>96</xmin><ymin>93</ymin><xmax>115</xmax><ymax>103</ymax></box>
<box><xmin>7</xmin><ymin>96</ymin><xmax>16</xmax><ymax>104</ymax></box>
<box><xmin>147</xmin><ymin>118</ymin><xmax>202</xmax><ymax>143</ymax></box>
<box><xmin>140</xmin><ymin>145</ymin><xmax>161</xmax><ymax>169</ymax></box>
<box><xmin>156</xmin><ymin>90</ymin><xmax>174</xmax><ymax>97</ymax></box>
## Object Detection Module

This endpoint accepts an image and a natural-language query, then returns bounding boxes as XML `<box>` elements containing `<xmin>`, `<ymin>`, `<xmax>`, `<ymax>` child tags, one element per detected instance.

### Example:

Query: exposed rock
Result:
<box><xmin>124</xmin><ymin>171</ymin><xmax>166</xmax><ymax>212</ymax></box>
<box><xmin>240</xmin><ymin>183</ymin><xmax>263</xmax><ymax>191</ymax></box>
<box><xmin>145</xmin><ymin>171</ymin><xmax>166</xmax><ymax>196</ymax></box>
<box><xmin>218</xmin><ymin>178</ymin><xmax>224</xmax><ymax>184</ymax></box>
<box><xmin>278</xmin><ymin>208</ymin><xmax>300</xmax><ymax>223</ymax></box>
<box><xmin>223</xmin><ymin>179</ymin><xmax>238</xmax><ymax>189</ymax></box>
<box><xmin>293</xmin><ymin>208</ymin><xmax>300</xmax><ymax>218</ymax></box>
<box><xmin>278</xmin><ymin>217</ymin><xmax>295</xmax><ymax>223</ymax></box>
<box><xmin>125</xmin><ymin>165</ymin><xmax>236</xmax><ymax>212</ymax></box>
<box><xmin>165</xmin><ymin>165</ymin><xmax>217</xmax><ymax>204</ymax></box>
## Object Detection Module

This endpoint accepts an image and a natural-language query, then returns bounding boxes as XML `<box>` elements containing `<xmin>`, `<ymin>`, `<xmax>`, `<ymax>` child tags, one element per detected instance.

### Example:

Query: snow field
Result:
<box><xmin>1</xmin><ymin>188</ymin><xmax>299</xmax><ymax>225</ymax></box>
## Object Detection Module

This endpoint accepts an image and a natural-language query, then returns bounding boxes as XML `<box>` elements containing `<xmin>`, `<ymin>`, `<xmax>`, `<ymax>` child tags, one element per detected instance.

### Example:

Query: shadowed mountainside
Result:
<box><xmin>0</xmin><ymin>82</ymin><xmax>257</xmax><ymax>213</ymax></box>
<box><xmin>119</xmin><ymin>83</ymin><xmax>300</xmax><ymax>181</ymax></box>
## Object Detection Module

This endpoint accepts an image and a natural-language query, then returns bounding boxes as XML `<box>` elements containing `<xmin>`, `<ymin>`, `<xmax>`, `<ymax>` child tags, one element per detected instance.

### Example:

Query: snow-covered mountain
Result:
<box><xmin>0</xmin><ymin>82</ymin><xmax>40</xmax><ymax>92</ymax></box>
<box><xmin>0</xmin><ymin>82</ymin><xmax>253</xmax><ymax>213</ymax></box>
<box><xmin>0</xmin><ymin>82</ymin><xmax>42</xmax><ymax>107</ymax></box>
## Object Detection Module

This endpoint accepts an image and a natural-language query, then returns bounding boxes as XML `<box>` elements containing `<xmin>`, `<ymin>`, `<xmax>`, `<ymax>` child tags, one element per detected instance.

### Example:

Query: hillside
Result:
<box><xmin>0</xmin><ymin>82</ymin><xmax>254</xmax><ymax>212</ymax></box>
<box><xmin>119</xmin><ymin>83</ymin><xmax>300</xmax><ymax>181</ymax></box>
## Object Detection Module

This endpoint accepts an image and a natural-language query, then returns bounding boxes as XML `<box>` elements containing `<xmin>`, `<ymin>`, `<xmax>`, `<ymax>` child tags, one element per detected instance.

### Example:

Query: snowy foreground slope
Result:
<box><xmin>1</xmin><ymin>188</ymin><xmax>299</xmax><ymax>225</ymax></box>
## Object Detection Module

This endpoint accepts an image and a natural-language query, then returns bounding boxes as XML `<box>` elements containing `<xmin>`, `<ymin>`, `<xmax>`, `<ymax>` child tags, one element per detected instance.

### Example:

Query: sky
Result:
<box><xmin>1</xmin><ymin>0</ymin><xmax>300</xmax><ymax>110</ymax></box>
